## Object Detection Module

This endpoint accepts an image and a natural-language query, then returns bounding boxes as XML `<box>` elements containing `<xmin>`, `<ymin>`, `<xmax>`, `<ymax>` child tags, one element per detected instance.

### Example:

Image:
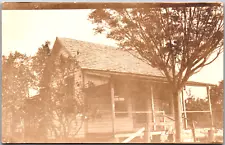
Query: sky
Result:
<box><xmin>2</xmin><ymin>10</ymin><xmax>224</xmax><ymax>98</ymax></box>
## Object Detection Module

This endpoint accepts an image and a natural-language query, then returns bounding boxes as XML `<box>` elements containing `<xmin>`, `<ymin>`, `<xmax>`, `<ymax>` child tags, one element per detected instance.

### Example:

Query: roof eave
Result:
<box><xmin>82</xmin><ymin>68</ymin><xmax>216</xmax><ymax>87</ymax></box>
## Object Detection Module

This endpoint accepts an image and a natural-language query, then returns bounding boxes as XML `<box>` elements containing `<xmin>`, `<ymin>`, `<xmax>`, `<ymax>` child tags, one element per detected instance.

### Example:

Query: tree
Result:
<box><xmin>185</xmin><ymin>97</ymin><xmax>211</xmax><ymax>128</ymax></box>
<box><xmin>2</xmin><ymin>51</ymin><xmax>34</xmax><ymax>142</ymax></box>
<box><xmin>31</xmin><ymin>41</ymin><xmax>51</xmax><ymax>89</ymax></box>
<box><xmin>210</xmin><ymin>80</ymin><xmax>223</xmax><ymax>128</ymax></box>
<box><xmin>88</xmin><ymin>5</ymin><xmax>224</xmax><ymax>142</ymax></box>
<box><xmin>3</xmin><ymin>41</ymin><xmax>84</xmax><ymax>142</ymax></box>
<box><xmin>22</xmin><ymin>42</ymin><xmax>84</xmax><ymax>142</ymax></box>
<box><xmin>18</xmin><ymin>41</ymin><xmax>52</xmax><ymax>142</ymax></box>
<box><xmin>46</xmin><ymin>55</ymin><xmax>84</xmax><ymax>142</ymax></box>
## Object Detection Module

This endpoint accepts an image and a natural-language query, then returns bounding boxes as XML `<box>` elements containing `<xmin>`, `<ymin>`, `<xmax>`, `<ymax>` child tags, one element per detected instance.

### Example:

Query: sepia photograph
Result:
<box><xmin>2</xmin><ymin>2</ymin><xmax>224</xmax><ymax>143</ymax></box>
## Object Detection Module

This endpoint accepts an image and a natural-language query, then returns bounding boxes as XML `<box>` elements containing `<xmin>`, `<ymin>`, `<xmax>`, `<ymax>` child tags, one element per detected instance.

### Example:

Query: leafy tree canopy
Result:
<box><xmin>89</xmin><ymin>6</ymin><xmax>223</xmax><ymax>91</ymax></box>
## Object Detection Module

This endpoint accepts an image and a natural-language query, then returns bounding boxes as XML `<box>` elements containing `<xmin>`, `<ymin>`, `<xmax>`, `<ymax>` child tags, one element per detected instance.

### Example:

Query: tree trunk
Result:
<box><xmin>173</xmin><ymin>90</ymin><xmax>182</xmax><ymax>143</ymax></box>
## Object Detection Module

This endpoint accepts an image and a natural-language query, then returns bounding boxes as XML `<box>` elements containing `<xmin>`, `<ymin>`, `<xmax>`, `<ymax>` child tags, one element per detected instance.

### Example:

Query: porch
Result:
<box><xmin>78</xmin><ymin>69</ymin><xmax>216</xmax><ymax>143</ymax></box>
<box><xmin>82</xmin><ymin>70</ymin><xmax>176</xmax><ymax>141</ymax></box>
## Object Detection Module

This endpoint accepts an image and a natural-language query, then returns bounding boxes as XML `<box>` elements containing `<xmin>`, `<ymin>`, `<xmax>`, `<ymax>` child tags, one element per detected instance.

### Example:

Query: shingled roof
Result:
<box><xmin>56</xmin><ymin>37</ymin><xmax>165</xmax><ymax>78</ymax></box>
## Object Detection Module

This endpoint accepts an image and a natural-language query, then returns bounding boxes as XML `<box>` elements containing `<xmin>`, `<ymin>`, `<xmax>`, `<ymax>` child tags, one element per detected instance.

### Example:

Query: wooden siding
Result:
<box><xmin>88</xmin><ymin>114</ymin><xmax>112</xmax><ymax>133</ymax></box>
<box><xmin>115</xmin><ymin>117</ymin><xmax>134</xmax><ymax>132</ymax></box>
<box><xmin>85</xmin><ymin>99</ymin><xmax>134</xmax><ymax>134</ymax></box>
<box><xmin>86</xmin><ymin>115</ymin><xmax>134</xmax><ymax>133</ymax></box>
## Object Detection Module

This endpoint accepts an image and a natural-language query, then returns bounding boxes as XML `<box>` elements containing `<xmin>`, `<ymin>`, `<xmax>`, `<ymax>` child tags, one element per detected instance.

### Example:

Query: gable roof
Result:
<box><xmin>56</xmin><ymin>37</ymin><xmax>165</xmax><ymax>78</ymax></box>
<box><xmin>53</xmin><ymin>37</ymin><xmax>216</xmax><ymax>87</ymax></box>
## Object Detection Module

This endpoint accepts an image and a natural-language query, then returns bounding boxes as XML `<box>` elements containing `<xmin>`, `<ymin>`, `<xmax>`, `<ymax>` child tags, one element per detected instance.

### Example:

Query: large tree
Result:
<box><xmin>31</xmin><ymin>41</ymin><xmax>51</xmax><ymax>89</ymax></box>
<box><xmin>88</xmin><ymin>5</ymin><xmax>223</xmax><ymax>142</ymax></box>
<box><xmin>46</xmin><ymin>55</ymin><xmax>84</xmax><ymax>142</ymax></box>
<box><xmin>2</xmin><ymin>51</ymin><xmax>34</xmax><ymax>142</ymax></box>
<box><xmin>22</xmin><ymin>42</ymin><xmax>84</xmax><ymax>142</ymax></box>
<box><xmin>20</xmin><ymin>42</ymin><xmax>52</xmax><ymax>142</ymax></box>
<box><xmin>2</xmin><ymin>41</ymin><xmax>84</xmax><ymax>142</ymax></box>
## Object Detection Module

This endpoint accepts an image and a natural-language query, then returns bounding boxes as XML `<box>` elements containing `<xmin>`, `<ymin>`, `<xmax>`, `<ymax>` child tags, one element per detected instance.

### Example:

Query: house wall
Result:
<box><xmin>128</xmin><ymin>81</ymin><xmax>154</xmax><ymax>129</ymax></box>
<box><xmin>85</xmin><ymin>96</ymin><xmax>134</xmax><ymax>134</ymax></box>
<box><xmin>81</xmin><ymin>74</ymin><xmax>136</xmax><ymax>134</ymax></box>
<box><xmin>78</xmin><ymin>75</ymin><xmax>175</xmax><ymax>136</ymax></box>
<box><xmin>114</xmin><ymin>82</ymin><xmax>134</xmax><ymax>132</ymax></box>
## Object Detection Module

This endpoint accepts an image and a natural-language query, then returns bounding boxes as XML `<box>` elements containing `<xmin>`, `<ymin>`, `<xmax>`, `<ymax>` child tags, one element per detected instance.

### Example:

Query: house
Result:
<box><xmin>38</xmin><ymin>37</ymin><xmax>215</xmax><ymax>142</ymax></box>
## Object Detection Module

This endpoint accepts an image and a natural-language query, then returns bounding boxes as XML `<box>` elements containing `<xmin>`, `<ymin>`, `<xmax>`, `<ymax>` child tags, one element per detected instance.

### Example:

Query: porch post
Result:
<box><xmin>110</xmin><ymin>78</ymin><xmax>116</xmax><ymax>137</ymax></box>
<box><xmin>145</xmin><ymin>89</ymin><xmax>152</xmax><ymax>143</ymax></box>
<box><xmin>181</xmin><ymin>88</ymin><xmax>188</xmax><ymax>129</ymax></box>
<box><xmin>150</xmin><ymin>85</ymin><xmax>156</xmax><ymax>131</ymax></box>
<box><xmin>127</xmin><ymin>96</ymin><xmax>132</xmax><ymax>118</ymax></box>
<box><xmin>207</xmin><ymin>86</ymin><xmax>215</xmax><ymax>142</ymax></box>
<box><xmin>207</xmin><ymin>86</ymin><xmax>214</xmax><ymax>127</ymax></box>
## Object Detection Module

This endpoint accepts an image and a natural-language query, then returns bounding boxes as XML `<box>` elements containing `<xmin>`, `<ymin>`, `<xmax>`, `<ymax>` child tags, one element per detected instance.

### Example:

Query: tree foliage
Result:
<box><xmin>22</xmin><ymin>42</ymin><xmax>84</xmax><ymax>142</ymax></box>
<box><xmin>185</xmin><ymin>80</ymin><xmax>223</xmax><ymax>128</ymax></box>
<box><xmin>3</xmin><ymin>42</ymin><xmax>84</xmax><ymax>143</ymax></box>
<box><xmin>89</xmin><ymin>6</ymin><xmax>223</xmax><ymax>91</ymax></box>
<box><xmin>211</xmin><ymin>80</ymin><xmax>223</xmax><ymax>105</ymax></box>
<box><xmin>2</xmin><ymin>51</ymin><xmax>34</xmax><ymax>142</ymax></box>
<box><xmin>185</xmin><ymin>97</ymin><xmax>211</xmax><ymax>127</ymax></box>
<box><xmin>45</xmin><ymin>55</ymin><xmax>84</xmax><ymax>141</ymax></box>
<box><xmin>31</xmin><ymin>41</ymin><xmax>51</xmax><ymax>89</ymax></box>
<box><xmin>210</xmin><ymin>80</ymin><xmax>223</xmax><ymax>128</ymax></box>
<box><xmin>21</xmin><ymin>42</ymin><xmax>53</xmax><ymax>142</ymax></box>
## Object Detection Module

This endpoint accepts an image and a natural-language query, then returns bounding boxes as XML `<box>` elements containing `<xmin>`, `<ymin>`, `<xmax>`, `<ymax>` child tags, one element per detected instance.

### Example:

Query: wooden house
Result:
<box><xmin>39</xmin><ymin>37</ymin><xmax>215</xmax><ymax>142</ymax></box>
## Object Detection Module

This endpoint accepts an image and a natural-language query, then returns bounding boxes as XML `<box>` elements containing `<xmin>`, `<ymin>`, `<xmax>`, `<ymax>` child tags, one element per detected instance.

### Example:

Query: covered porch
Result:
<box><xmin>81</xmin><ymin>69</ymin><xmax>215</xmax><ymax>142</ymax></box>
